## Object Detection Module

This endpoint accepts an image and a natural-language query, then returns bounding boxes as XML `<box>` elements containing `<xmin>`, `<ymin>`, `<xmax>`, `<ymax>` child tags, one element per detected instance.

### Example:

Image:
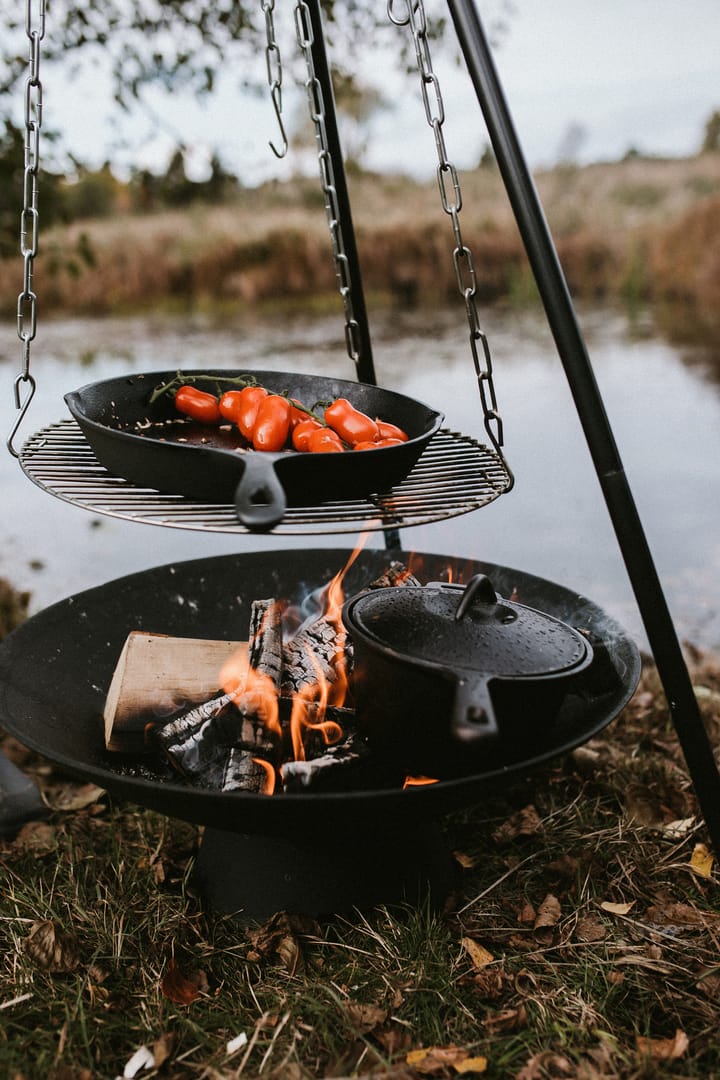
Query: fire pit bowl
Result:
<box><xmin>0</xmin><ymin>548</ymin><xmax>640</xmax><ymax>913</ymax></box>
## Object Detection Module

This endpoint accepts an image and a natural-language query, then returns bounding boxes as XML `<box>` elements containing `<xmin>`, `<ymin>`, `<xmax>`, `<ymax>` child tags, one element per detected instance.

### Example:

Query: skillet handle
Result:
<box><xmin>233</xmin><ymin>452</ymin><xmax>287</xmax><ymax>531</ymax></box>
<box><xmin>451</xmin><ymin>674</ymin><xmax>499</xmax><ymax>745</ymax></box>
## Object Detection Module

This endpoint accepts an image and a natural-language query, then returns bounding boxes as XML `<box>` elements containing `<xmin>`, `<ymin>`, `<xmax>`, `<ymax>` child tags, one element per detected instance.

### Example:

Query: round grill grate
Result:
<box><xmin>19</xmin><ymin>420</ymin><xmax>512</xmax><ymax>536</ymax></box>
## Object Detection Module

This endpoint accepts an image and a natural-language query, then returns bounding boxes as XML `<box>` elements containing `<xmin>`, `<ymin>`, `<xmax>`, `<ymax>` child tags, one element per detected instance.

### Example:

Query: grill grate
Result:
<box><xmin>19</xmin><ymin>419</ymin><xmax>511</xmax><ymax>535</ymax></box>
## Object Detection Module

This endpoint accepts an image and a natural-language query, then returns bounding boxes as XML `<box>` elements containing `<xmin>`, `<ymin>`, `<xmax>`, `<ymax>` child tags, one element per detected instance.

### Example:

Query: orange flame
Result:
<box><xmin>402</xmin><ymin>775</ymin><xmax>439</xmax><ymax>789</ymax></box>
<box><xmin>219</xmin><ymin>649</ymin><xmax>282</xmax><ymax>739</ymax></box>
<box><xmin>252</xmin><ymin>757</ymin><xmax>276</xmax><ymax>795</ymax></box>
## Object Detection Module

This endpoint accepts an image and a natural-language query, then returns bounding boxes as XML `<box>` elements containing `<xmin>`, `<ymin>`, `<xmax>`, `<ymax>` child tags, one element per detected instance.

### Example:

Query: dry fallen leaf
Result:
<box><xmin>12</xmin><ymin>820</ymin><xmax>56</xmax><ymax>853</ymax></box>
<box><xmin>25</xmin><ymin>920</ymin><xmax>80</xmax><ymax>973</ymax></box>
<box><xmin>246</xmin><ymin>911</ymin><xmax>319</xmax><ymax>975</ymax></box>
<box><xmin>689</xmin><ymin>841</ymin><xmax>714</xmax><ymax>879</ymax></box>
<box><xmin>159</xmin><ymin>958</ymin><xmax>208</xmax><ymax>1005</ymax></box>
<box><xmin>635</xmin><ymin>1028</ymin><xmax>689</xmax><ymax>1062</ymax></box>
<box><xmin>492</xmin><ymin>804</ymin><xmax>543</xmax><ymax>846</ymax></box>
<box><xmin>453</xmin><ymin>850</ymin><xmax>476</xmax><ymax>869</ymax></box>
<box><xmin>45</xmin><ymin>782</ymin><xmax>106</xmax><ymax>812</ymax></box>
<box><xmin>600</xmin><ymin>900</ymin><xmax>635</xmax><ymax>916</ymax></box>
<box><xmin>482</xmin><ymin>1004</ymin><xmax>527</xmax><ymax>1034</ymax></box>
<box><xmin>574</xmin><ymin>914</ymin><xmax>607</xmax><ymax>943</ymax></box>
<box><xmin>645</xmin><ymin>901</ymin><xmax>716</xmax><ymax>928</ymax></box>
<box><xmin>406</xmin><ymin>1046</ymin><xmax>486</xmax><ymax>1075</ymax></box>
<box><xmin>345</xmin><ymin>1002</ymin><xmax>389</xmax><ymax>1034</ymax></box>
<box><xmin>462</xmin><ymin>937</ymin><xmax>494</xmax><ymax>971</ymax></box>
<box><xmin>515</xmin><ymin>1050</ymin><xmax>574</xmax><ymax>1079</ymax></box>
<box><xmin>533</xmin><ymin>894</ymin><xmax>561</xmax><ymax>943</ymax></box>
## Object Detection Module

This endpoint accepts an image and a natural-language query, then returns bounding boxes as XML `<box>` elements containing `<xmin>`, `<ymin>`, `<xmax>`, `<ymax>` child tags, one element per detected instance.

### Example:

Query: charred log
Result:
<box><xmin>221</xmin><ymin>748</ymin><xmax>272</xmax><ymax>794</ymax></box>
<box><xmin>280</xmin><ymin>732</ymin><xmax>397</xmax><ymax>793</ymax></box>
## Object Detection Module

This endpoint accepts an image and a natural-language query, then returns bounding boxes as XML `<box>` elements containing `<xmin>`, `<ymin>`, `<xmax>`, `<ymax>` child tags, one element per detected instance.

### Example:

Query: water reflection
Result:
<box><xmin>0</xmin><ymin>303</ymin><xmax>718</xmax><ymax>652</ymax></box>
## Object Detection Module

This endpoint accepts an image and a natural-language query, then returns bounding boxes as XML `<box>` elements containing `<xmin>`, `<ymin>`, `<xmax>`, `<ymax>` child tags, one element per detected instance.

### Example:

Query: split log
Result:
<box><xmin>103</xmin><ymin>633</ymin><xmax>246</xmax><ymax>752</ymax></box>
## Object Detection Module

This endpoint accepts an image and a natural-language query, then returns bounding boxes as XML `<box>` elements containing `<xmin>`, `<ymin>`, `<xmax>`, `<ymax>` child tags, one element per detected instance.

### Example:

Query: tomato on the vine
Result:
<box><xmin>218</xmin><ymin>390</ymin><xmax>246</xmax><ymax>423</ymax></box>
<box><xmin>307</xmin><ymin>427</ymin><xmax>345</xmax><ymax>453</ymax></box>
<box><xmin>324</xmin><ymin>398</ymin><xmax>379</xmax><ymax>446</ymax></box>
<box><xmin>174</xmin><ymin>385</ymin><xmax>221</xmax><ymax>424</ymax></box>
<box><xmin>375</xmin><ymin>419</ymin><xmax>409</xmax><ymax>443</ymax></box>
<box><xmin>234</xmin><ymin>386</ymin><xmax>269</xmax><ymax>441</ymax></box>
<box><xmin>292</xmin><ymin>417</ymin><xmax>324</xmax><ymax>451</ymax></box>
<box><xmin>252</xmin><ymin>395</ymin><xmax>292</xmax><ymax>452</ymax></box>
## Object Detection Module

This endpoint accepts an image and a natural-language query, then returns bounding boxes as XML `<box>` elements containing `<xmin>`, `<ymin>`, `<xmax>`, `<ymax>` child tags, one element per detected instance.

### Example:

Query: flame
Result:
<box><xmin>402</xmin><ymin>775</ymin><xmax>439</xmax><ymax>789</ymax></box>
<box><xmin>219</xmin><ymin>649</ymin><xmax>282</xmax><ymax>739</ymax></box>
<box><xmin>252</xmin><ymin>757</ymin><xmax>277</xmax><ymax>795</ymax></box>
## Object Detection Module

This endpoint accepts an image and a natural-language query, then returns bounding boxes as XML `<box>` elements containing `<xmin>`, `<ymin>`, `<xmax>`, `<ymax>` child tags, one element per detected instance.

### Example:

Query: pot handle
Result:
<box><xmin>454</xmin><ymin>573</ymin><xmax>497</xmax><ymax>620</ymax></box>
<box><xmin>233</xmin><ymin>452</ymin><xmax>287</xmax><ymax>531</ymax></box>
<box><xmin>451</xmin><ymin>673</ymin><xmax>499</xmax><ymax>745</ymax></box>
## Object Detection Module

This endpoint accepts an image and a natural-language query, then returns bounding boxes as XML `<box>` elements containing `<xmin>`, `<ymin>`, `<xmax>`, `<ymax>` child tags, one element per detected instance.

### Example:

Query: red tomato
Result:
<box><xmin>174</xmin><ymin>385</ymin><xmax>221</xmax><ymax>424</ymax></box>
<box><xmin>292</xmin><ymin>417</ymin><xmax>324</xmax><ymax>451</ymax></box>
<box><xmin>353</xmin><ymin>437</ymin><xmax>404</xmax><ymax>450</ymax></box>
<box><xmin>218</xmin><ymin>390</ymin><xmax>246</xmax><ymax>423</ymax></box>
<box><xmin>252</xmin><ymin>394</ymin><xmax>292</xmax><ymax>452</ymax></box>
<box><xmin>235</xmin><ymin>386</ymin><xmax>268</xmax><ymax>441</ymax></box>
<box><xmin>375</xmin><ymin>419</ymin><xmax>409</xmax><ymax>442</ymax></box>
<box><xmin>289</xmin><ymin>399</ymin><xmax>311</xmax><ymax>429</ymax></box>
<box><xmin>307</xmin><ymin>427</ymin><xmax>345</xmax><ymax>453</ymax></box>
<box><xmin>324</xmin><ymin>398</ymin><xmax>379</xmax><ymax>446</ymax></box>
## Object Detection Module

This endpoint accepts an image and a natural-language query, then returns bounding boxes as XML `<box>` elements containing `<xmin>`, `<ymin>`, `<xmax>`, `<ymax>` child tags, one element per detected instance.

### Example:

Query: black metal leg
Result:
<box><xmin>305</xmin><ymin>0</ymin><xmax>376</xmax><ymax>387</ymax></box>
<box><xmin>446</xmin><ymin>0</ymin><xmax>720</xmax><ymax>849</ymax></box>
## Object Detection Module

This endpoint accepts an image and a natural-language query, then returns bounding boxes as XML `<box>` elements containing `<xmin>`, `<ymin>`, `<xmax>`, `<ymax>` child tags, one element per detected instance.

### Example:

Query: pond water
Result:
<box><xmin>0</xmin><ymin>302</ymin><xmax>718</xmax><ymax>653</ymax></box>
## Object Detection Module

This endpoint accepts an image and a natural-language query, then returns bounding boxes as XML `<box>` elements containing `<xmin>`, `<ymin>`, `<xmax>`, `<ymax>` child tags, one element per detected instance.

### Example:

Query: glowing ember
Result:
<box><xmin>402</xmin><ymin>776</ymin><xmax>439</xmax><ymax>789</ymax></box>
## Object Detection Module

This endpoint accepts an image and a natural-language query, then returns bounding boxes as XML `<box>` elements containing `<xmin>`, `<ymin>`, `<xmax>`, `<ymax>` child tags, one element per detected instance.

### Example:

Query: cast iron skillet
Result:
<box><xmin>64</xmin><ymin>370</ymin><xmax>444</xmax><ymax>530</ymax></box>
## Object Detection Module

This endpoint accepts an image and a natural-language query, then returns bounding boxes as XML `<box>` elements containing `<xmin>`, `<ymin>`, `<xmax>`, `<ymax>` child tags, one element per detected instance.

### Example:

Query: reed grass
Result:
<box><xmin>1</xmin><ymin>154</ymin><xmax>720</xmax><ymax>332</ymax></box>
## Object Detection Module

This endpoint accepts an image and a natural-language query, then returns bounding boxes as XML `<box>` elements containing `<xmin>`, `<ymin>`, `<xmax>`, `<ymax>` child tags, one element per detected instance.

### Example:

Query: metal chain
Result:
<box><xmin>8</xmin><ymin>0</ymin><xmax>45</xmax><ymax>457</ymax></box>
<box><xmin>261</xmin><ymin>0</ymin><xmax>288</xmax><ymax>158</ymax></box>
<box><xmin>388</xmin><ymin>0</ymin><xmax>510</xmax><ymax>469</ymax></box>
<box><xmin>294</xmin><ymin>0</ymin><xmax>362</xmax><ymax>372</ymax></box>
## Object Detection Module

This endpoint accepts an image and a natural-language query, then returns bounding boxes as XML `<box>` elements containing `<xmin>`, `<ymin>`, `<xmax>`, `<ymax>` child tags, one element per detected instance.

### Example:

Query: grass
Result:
<box><xmin>1</xmin><ymin>642</ymin><xmax>719</xmax><ymax>1079</ymax></box>
<box><xmin>2</xmin><ymin>153</ymin><xmax>720</xmax><ymax>332</ymax></box>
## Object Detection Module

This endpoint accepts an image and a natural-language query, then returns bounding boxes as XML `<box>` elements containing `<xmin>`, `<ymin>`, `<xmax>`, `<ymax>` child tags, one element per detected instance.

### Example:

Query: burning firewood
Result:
<box><xmin>104</xmin><ymin>561</ymin><xmax>422</xmax><ymax>795</ymax></box>
<box><xmin>280</xmin><ymin>731</ymin><xmax>395</xmax><ymax>793</ymax></box>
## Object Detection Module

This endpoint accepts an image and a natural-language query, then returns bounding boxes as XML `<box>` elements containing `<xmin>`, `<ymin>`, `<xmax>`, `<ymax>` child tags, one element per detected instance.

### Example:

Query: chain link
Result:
<box><xmin>294</xmin><ymin>0</ymin><xmax>363</xmax><ymax>370</ymax></box>
<box><xmin>9</xmin><ymin>0</ymin><xmax>45</xmax><ymax>456</ymax></box>
<box><xmin>261</xmin><ymin>0</ymin><xmax>288</xmax><ymax>158</ymax></box>
<box><xmin>387</xmin><ymin>0</ymin><xmax>509</xmax><ymax>467</ymax></box>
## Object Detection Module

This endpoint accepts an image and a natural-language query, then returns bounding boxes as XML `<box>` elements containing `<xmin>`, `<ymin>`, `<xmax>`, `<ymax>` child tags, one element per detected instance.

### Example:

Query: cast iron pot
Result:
<box><xmin>65</xmin><ymin>369</ymin><xmax>443</xmax><ymax>530</ymax></box>
<box><xmin>342</xmin><ymin>573</ymin><xmax>594</xmax><ymax>776</ymax></box>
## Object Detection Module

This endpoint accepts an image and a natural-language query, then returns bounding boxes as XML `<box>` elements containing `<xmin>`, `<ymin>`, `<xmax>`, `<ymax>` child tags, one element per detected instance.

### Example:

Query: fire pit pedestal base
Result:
<box><xmin>195</xmin><ymin>821</ymin><xmax>455</xmax><ymax>918</ymax></box>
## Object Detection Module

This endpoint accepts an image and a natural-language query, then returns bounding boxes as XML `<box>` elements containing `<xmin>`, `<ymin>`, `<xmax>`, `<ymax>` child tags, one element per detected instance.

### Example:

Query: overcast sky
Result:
<box><xmin>40</xmin><ymin>0</ymin><xmax>720</xmax><ymax>182</ymax></box>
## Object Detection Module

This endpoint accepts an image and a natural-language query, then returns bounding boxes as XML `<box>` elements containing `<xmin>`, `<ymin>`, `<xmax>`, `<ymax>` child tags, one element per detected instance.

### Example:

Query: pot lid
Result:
<box><xmin>344</xmin><ymin>574</ymin><xmax>590</xmax><ymax>678</ymax></box>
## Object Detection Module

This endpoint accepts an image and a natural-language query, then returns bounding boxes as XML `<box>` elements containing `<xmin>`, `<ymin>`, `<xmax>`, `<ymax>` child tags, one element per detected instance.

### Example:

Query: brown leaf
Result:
<box><xmin>12</xmin><ymin>820</ymin><xmax>56</xmax><ymax>853</ymax></box>
<box><xmin>514</xmin><ymin>1050</ymin><xmax>574</xmax><ymax>1079</ymax></box>
<box><xmin>689</xmin><ymin>841</ymin><xmax>714</xmax><ymax>879</ymax></box>
<box><xmin>406</xmin><ymin>1046</ymin><xmax>482</xmax><ymax>1075</ymax></box>
<box><xmin>574</xmin><ymin>915</ymin><xmax>606</xmax><ymax>943</ymax></box>
<box><xmin>469</xmin><ymin>966</ymin><xmax>509</xmax><ymax>1000</ymax></box>
<box><xmin>462</xmin><ymin>938</ymin><xmax>494</xmax><ymax>971</ymax></box>
<box><xmin>482</xmin><ymin>1004</ymin><xmax>527</xmax><ymax>1034</ymax></box>
<box><xmin>533</xmin><ymin>894</ymin><xmax>561</xmax><ymax>943</ymax></box>
<box><xmin>159</xmin><ymin>958</ymin><xmax>207</xmax><ymax>1005</ymax></box>
<box><xmin>516</xmin><ymin>900</ymin><xmax>536</xmax><ymax>925</ymax></box>
<box><xmin>599</xmin><ymin>900</ymin><xmax>635</xmax><ymax>916</ymax></box>
<box><xmin>45</xmin><ymin>782</ymin><xmax>105</xmax><ymax>813</ymax></box>
<box><xmin>492</xmin><ymin>805</ymin><xmax>542</xmax><ymax>846</ymax></box>
<box><xmin>645</xmin><ymin>901</ymin><xmax>715</xmax><ymax>928</ymax></box>
<box><xmin>345</xmin><ymin>1002</ymin><xmax>388</xmax><ymax>1034</ymax></box>
<box><xmin>25</xmin><ymin>920</ymin><xmax>80</xmax><ymax>973</ymax></box>
<box><xmin>635</xmin><ymin>1029</ymin><xmax>689</xmax><ymax>1062</ymax></box>
<box><xmin>152</xmin><ymin>1032</ymin><xmax>174</xmax><ymax>1069</ymax></box>
<box><xmin>246</xmin><ymin>911</ymin><xmax>319</xmax><ymax>974</ymax></box>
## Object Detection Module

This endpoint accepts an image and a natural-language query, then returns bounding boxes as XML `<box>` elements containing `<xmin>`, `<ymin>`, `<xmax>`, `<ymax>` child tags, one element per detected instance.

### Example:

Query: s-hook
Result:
<box><xmin>262</xmin><ymin>0</ymin><xmax>289</xmax><ymax>158</ymax></box>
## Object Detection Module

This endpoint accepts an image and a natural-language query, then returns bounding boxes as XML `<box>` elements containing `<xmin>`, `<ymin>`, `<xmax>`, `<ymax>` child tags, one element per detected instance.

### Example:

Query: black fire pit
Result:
<box><xmin>0</xmin><ymin>548</ymin><xmax>640</xmax><ymax>915</ymax></box>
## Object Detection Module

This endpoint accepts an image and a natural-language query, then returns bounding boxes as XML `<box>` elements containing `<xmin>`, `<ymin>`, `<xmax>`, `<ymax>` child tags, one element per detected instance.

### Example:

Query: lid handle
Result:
<box><xmin>455</xmin><ymin>573</ymin><xmax>497</xmax><ymax>621</ymax></box>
